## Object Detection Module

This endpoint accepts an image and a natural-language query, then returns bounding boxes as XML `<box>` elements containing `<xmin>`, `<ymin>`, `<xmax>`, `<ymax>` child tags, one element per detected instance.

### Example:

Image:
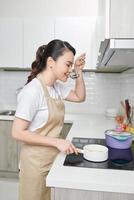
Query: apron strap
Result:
<box><xmin>36</xmin><ymin>73</ymin><xmax>50</xmax><ymax>99</ymax></box>
<box><xmin>36</xmin><ymin>73</ymin><xmax>61</xmax><ymax>100</ymax></box>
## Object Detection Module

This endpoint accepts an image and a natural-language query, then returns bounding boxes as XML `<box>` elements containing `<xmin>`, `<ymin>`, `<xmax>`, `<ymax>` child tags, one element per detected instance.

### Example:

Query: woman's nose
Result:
<box><xmin>69</xmin><ymin>67</ymin><xmax>73</xmax><ymax>73</ymax></box>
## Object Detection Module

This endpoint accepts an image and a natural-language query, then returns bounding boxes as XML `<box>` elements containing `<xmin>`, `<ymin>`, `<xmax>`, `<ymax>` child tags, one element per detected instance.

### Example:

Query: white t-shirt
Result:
<box><xmin>15</xmin><ymin>78</ymin><xmax>70</xmax><ymax>132</ymax></box>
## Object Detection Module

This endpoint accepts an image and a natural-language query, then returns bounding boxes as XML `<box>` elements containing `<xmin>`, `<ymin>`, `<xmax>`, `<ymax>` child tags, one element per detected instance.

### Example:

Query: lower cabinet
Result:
<box><xmin>51</xmin><ymin>188</ymin><xmax>134</xmax><ymax>200</ymax></box>
<box><xmin>0</xmin><ymin>120</ymin><xmax>20</xmax><ymax>178</ymax></box>
<box><xmin>59</xmin><ymin>123</ymin><xmax>72</xmax><ymax>139</ymax></box>
<box><xmin>0</xmin><ymin>120</ymin><xmax>72</xmax><ymax>178</ymax></box>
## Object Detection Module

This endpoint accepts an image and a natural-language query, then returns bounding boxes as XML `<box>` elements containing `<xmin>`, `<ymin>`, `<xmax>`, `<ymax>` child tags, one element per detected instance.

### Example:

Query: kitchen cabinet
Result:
<box><xmin>0</xmin><ymin>120</ymin><xmax>20</xmax><ymax>178</ymax></box>
<box><xmin>110</xmin><ymin>0</ymin><xmax>134</xmax><ymax>38</ymax></box>
<box><xmin>0</xmin><ymin>16</ymin><xmax>99</xmax><ymax>69</ymax></box>
<box><xmin>0</xmin><ymin>19</ymin><xmax>23</xmax><ymax>67</ymax></box>
<box><xmin>95</xmin><ymin>0</ymin><xmax>134</xmax><ymax>72</ymax></box>
<box><xmin>59</xmin><ymin>123</ymin><xmax>72</xmax><ymax>139</ymax></box>
<box><xmin>100</xmin><ymin>0</ymin><xmax>134</xmax><ymax>39</ymax></box>
<box><xmin>0</xmin><ymin>17</ymin><xmax>55</xmax><ymax>68</ymax></box>
<box><xmin>51</xmin><ymin>188</ymin><xmax>134</xmax><ymax>200</ymax></box>
<box><xmin>55</xmin><ymin>17</ymin><xmax>99</xmax><ymax>69</ymax></box>
<box><xmin>23</xmin><ymin>17</ymin><xmax>55</xmax><ymax>67</ymax></box>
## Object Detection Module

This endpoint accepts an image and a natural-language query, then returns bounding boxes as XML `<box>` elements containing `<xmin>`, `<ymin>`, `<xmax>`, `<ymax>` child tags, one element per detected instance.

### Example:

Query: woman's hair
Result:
<box><xmin>26</xmin><ymin>39</ymin><xmax>76</xmax><ymax>84</ymax></box>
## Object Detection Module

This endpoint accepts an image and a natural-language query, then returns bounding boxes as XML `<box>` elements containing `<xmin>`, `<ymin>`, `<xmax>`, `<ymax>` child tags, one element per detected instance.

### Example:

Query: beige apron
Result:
<box><xmin>19</xmin><ymin>73</ymin><xmax>65</xmax><ymax>200</ymax></box>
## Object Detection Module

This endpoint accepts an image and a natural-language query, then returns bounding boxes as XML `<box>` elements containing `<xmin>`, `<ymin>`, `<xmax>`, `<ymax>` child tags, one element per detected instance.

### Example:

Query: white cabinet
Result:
<box><xmin>95</xmin><ymin>0</ymin><xmax>134</xmax><ymax>71</ymax></box>
<box><xmin>102</xmin><ymin>0</ymin><xmax>134</xmax><ymax>39</ymax></box>
<box><xmin>110</xmin><ymin>0</ymin><xmax>134</xmax><ymax>38</ymax></box>
<box><xmin>52</xmin><ymin>188</ymin><xmax>134</xmax><ymax>200</ymax></box>
<box><xmin>0</xmin><ymin>19</ymin><xmax>23</xmax><ymax>67</ymax></box>
<box><xmin>0</xmin><ymin>16</ymin><xmax>100</xmax><ymax>69</ymax></box>
<box><xmin>23</xmin><ymin>17</ymin><xmax>55</xmax><ymax>67</ymax></box>
<box><xmin>55</xmin><ymin>17</ymin><xmax>99</xmax><ymax>69</ymax></box>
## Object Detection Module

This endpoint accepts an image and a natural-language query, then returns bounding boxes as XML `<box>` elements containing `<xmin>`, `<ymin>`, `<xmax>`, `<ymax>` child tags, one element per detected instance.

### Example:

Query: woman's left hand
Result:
<box><xmin>74</xmin><ymin>53</ymin><xmax>86</xmax><ymax>72</ymax></box>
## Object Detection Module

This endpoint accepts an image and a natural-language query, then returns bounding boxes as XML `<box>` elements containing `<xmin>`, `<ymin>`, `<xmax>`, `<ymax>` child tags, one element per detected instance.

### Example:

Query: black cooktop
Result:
<box><xmin>63</xmin><ymin>137</ymin><xmax>134</xmax><ymax>171</ymax></box>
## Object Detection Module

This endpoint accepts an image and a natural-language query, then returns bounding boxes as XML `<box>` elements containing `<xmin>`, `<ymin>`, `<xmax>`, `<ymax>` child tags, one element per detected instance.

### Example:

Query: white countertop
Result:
<box><xmin>46</xmin><ymin>114</ymin><xmax>134</xmax><ymax>194</ymax></box>
<box><xmin>0</xmin><ymin>115</ymin><xmax>14</xmax><ymax>120</ymax></box>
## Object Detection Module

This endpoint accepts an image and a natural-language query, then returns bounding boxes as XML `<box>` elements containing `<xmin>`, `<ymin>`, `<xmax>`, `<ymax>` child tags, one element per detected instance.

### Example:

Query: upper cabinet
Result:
<box><xmin>0</xmin><ymin>17</ymin><xmax>55</xmax><ymax>68</ymax></box>
<box><xmin>0</xmin><ymin>19</ymin><xmax>23</xmax><ymax>67</ymax></box>
<box><xmin>23</xmin><ymin>17</ymin><xmax>55</xmax><ymax>67</ymax></box>
<box><xmin>101</xmin><ymin>0</ymin><xmax>134</xmax><ymax>39</ymax></box>
<box><xmin>110</xmin><ymin>0</ymin><xmax>134</xmax><ymax>38</ymax></box>
<box><xmin>95</xmin><ymin>0</ymin><xmax>134</xmax><ymax>72</ymax></box>
<box><xmin>3</xmin><ymin>0</ymin><xmax>134</xmax><ymax>70</ymax></box>
<box><xmin>0</xmin><ymin>17</ymin><xmax>98</xmax><ymax>69</ymax></box>
<box><xmin>55</xmin><ymin>17</ymin><xmax>98</xmax><ymax>69</ymax></box>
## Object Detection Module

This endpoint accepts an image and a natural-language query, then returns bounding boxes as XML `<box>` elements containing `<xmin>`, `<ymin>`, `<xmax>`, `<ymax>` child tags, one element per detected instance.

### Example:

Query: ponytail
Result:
<box><xmin>26</xmin><ymin>45</ymin><xmax>47</xmax><ymax>84</ymax></box>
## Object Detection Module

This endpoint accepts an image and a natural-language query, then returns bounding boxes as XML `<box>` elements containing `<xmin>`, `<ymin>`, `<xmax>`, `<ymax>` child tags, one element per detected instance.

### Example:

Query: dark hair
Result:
<box><xmin>26</xmin><ymin>39</ymin><xmax>76</xmax><ymax>84</ymax></box>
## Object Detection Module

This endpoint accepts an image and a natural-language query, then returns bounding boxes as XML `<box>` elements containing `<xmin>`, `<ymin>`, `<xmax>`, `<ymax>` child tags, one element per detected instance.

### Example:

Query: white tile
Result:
<box><xmin>0</xmin><ymin>70</ymin><xmax>134</xmax><ymax>114</ymax></box>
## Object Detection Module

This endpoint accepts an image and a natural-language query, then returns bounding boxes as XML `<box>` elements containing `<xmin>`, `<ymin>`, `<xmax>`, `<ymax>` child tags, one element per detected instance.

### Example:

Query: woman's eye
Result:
<box><xmin>66</xmin><ymin>64</ymin><xmax>70</xmax><ymax>67</ymax></box>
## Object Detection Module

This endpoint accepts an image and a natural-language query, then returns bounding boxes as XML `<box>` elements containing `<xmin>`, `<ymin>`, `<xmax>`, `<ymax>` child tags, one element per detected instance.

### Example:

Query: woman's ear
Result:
<box><xmin>47</xmin><ymin>56</ymin><xmax>56</xmax><ymax>68</ymax></box>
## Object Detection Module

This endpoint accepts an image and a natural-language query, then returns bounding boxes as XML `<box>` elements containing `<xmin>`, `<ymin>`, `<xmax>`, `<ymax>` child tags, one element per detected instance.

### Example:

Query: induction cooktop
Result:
<box><xmin>63</xmin><ymin>137</ymin><xmax>134</xmax><ymax>171</ymax></box>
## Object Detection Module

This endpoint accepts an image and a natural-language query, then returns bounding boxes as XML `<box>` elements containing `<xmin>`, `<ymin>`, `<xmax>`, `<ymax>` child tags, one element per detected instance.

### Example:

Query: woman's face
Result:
<box><xmin>51</xmin><ymin>50</ymin><xmax>74</xmax><ymax>82</ymax></box>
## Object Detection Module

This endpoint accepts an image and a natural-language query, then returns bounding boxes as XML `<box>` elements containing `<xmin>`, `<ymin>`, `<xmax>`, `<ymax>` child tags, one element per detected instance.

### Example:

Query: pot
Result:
<box><xmin>105</xmin><ymin>130</ymin><xmax>133</xmax><ymax>149</ymax></box>
<box><xmin>108</xmin><ymin>147</ymin><xmax>133</xmax><ymax>163</ymax></box>
<box><xmin>78</xmin><ymin>144</ymin><xmax>108</xmax><ymax>162</ymax></box>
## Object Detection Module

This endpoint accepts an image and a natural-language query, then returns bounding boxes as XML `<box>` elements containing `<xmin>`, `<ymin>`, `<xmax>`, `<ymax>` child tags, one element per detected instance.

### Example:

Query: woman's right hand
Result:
<box><xmin>55</xmin><ymin>138</ymin><xmax>78</xmax><ymax>155</ymax></box>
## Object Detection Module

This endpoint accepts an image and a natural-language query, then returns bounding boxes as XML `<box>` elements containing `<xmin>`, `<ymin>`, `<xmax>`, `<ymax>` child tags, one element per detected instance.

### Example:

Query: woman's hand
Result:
<box><xmin>55</xmin><ymin>138</ymin><xmax>78</xmax><ymax>155</ymax></box>
<box><xmin>65</xmin><ymin>53</ymin><xmax>86</xmax><ymax>102</ymax></box>
<box><xmin>74</xmin><ymin>53</ymin><xmax>86</xmax><ymax>73</ymax></box>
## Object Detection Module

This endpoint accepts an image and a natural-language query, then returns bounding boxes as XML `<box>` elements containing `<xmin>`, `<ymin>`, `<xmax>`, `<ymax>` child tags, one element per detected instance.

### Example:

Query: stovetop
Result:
<box><xmin>63</xmin><ymin>137</ymin><xmax>134</xmax><ymax>171</ymax></box>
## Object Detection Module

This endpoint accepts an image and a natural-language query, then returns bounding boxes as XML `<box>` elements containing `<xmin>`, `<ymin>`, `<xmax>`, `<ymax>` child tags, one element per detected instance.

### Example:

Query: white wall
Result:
<box><xmin>120</xmin><ymin>69</ymin><xmax>134</xmax><ymax>103</ymax></box>
<box><xmin>0</xmin><ymin>0</ymin><xmax>102</xmax><ymax>18</ymax></box>
<box><xmin>64</xmin><ymin>72</ymin><xmax>120</xmax><ymax>114</ymax></box>
<box><xmin>0</xmin><ymin>71</ymin><xmax>120</xmax><ymax>114</ymax></box>
<box><xmin>0</xmin><ymin>71</ymin><xmax>28</xmax><ymax>110</ymax></box>
<box><xmin>0</xmin><ymin>70</ymin><xmax>134</xmax><ymax>114</ymax></box>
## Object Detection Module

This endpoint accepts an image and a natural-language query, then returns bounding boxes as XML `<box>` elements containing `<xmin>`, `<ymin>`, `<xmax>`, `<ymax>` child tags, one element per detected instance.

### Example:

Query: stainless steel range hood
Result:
<box><xmin>97</xmin><ymin>39</ymin><xmax>134</xmax><ymax>72</ymax></box>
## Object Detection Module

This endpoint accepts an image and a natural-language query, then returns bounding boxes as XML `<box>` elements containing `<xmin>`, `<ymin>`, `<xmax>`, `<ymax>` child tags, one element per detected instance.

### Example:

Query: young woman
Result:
<box><xmin>12</xmin><ymin>39</ymin><xmax>86</xmax><ymax>200</ymax></box>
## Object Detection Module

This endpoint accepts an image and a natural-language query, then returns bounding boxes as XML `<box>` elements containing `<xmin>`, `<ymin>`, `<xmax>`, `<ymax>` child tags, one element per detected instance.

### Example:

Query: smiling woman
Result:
<box><xmin>11</xmin><ymin>39</ymin><xmax>86</xmax><ymax>200</ymax></box>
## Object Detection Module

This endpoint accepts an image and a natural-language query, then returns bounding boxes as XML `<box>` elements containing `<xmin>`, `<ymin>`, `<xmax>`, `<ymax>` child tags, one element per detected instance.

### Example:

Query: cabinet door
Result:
<box><xmin>0</xmin><ymin>121</ymin><xmax>18</xmax><ymax>172</ymax></box>
<box><xmin>110</xmin><ymin>0</ymin><xmax>134</xmax><ymax>38</ymax></box>
<box><xmin>55</xmin><ymin>17</ymin><xmax>98</xmax><ymax>69</ymax></box>
<box><xmin>0</xmin><ymin>18</ymin><xmax>23</xmax><ymax>67</ymax></box>
<box><xmin>59</xmin><ymin>123</ymin><xmax>72</xmax><ymax>139</ymax></box>
<box><xmin>23</xmin><ymin>17</ymin><xmax>55</xmax><ymax>67</ymax></box>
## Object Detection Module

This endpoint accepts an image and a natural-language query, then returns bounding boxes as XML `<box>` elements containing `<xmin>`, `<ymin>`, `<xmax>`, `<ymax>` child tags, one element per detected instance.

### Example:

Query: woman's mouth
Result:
<box><xmin>64</xmin><ymin>73</ymin><xmax>69</xmax><ymax>79</ymax></box>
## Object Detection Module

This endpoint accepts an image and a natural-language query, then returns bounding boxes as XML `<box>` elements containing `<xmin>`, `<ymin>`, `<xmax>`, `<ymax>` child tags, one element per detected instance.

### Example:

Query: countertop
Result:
<box><xmin>1</xmin><ymin>113</ymin><xmax>134</xmax><ymax>194</ymax></box>
<box><xmin>0</xmin><ymin>115</ymin><xmax>14</xmax><ymax>120</ymax></box>
<box><xmin>46</xmin><ymin>114</ymin><xmax>134</xmax><ymax>194</ymax></box>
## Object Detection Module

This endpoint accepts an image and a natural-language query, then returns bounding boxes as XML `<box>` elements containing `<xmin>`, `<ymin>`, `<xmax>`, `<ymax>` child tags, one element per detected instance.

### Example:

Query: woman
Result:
<box><xmin>12</xmin><ymin>39</ymin><xmax>86</xmax><ymax>200</ymax></box>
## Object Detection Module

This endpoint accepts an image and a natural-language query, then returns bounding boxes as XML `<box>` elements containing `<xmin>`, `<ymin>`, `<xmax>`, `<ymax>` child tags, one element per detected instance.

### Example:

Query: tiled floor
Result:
<box><xmin>0</xmin><ymin>178</ymin><xmax>19</xmax><ymax>200</ymax></box>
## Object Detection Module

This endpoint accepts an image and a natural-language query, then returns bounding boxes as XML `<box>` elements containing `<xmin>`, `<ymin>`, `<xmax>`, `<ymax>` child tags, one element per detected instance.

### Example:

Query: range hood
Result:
<box><xmin>97</xmin><ymin>39</ymin><xmax>134</xmax><ymax>72</ymax></box>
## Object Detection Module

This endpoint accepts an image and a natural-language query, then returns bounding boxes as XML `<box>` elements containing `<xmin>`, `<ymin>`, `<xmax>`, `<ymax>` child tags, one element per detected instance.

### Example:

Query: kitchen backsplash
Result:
<box><xmin>0</xmin><ymin>70</ymin><xmax>134</xmax><ymax>114</ymax></box>
<box><xmin>64</xmin><ymin>72</ymin><xmax>121</xmax><ymax>114</ymax></box>
<box><xmin>120</xmin><ymin>69</ymin><xmax>134</xmax><ymax>104</ymax></box>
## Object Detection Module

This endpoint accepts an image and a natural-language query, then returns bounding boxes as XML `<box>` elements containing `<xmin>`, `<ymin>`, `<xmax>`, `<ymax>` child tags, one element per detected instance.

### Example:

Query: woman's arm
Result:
<box><xmin>65</xmin><ymin>53</ymin><xmax>86</xmax><ymax>102</ymax></box>
<box><xmin>12</xmin><ymin>117</ymin><xmax>78</xmax><ymax>154</ymax></box>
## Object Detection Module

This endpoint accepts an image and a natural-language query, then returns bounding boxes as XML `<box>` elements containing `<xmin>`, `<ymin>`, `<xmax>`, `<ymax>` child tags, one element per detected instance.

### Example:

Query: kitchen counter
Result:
<box><xmin>46</xmin><ymin>114</ymin><xmax>134</xmax><ymax>194</ymax></box>
<box><xmin>1</xmin><ymin>113</ymin><xmax>134</xmax><ymax>194</ymax></box>
<box><xmin>0</xmin><ymin>115</ymin><xmax>14</xmax><ymax>120</ymax></box>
